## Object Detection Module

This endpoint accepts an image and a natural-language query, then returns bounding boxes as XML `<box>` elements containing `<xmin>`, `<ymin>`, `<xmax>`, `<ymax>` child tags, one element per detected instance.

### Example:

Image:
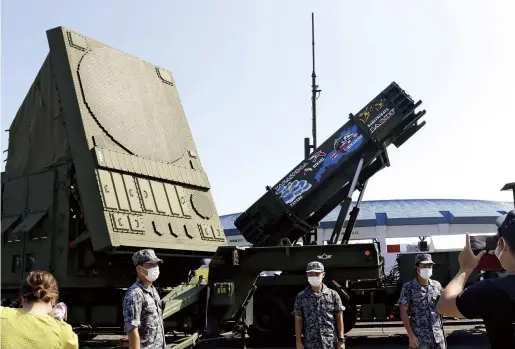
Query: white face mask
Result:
<box><xmin>308</xmin><ymin>276</ymin><xmax>322</xmax><ymax>287</ymax></box>
<box><xmin>418</xmin><ymin>268</ymin><xmax>432</xmax><ymax>280</ymax></box>
<box><xmin>140</xmin><ymin>266</ymin><xmax>160</xmax><ymax>282</ymax></box>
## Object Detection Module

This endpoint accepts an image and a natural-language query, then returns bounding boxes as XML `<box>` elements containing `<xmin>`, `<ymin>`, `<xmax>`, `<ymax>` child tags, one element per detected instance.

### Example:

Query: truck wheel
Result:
<box><xmin>247</xmin><ymin>324</ymin><xmax>293</xmax><ymax>347</ymax></box>
<box><xmin>247</xmin><ymin>324</ymin><xmax>266</xmax><ymax>345</ymax></box>
<box><xmin>248</xmin><ymin>296</ymin><xmax>292</xmax><ymax>342</ymax></box>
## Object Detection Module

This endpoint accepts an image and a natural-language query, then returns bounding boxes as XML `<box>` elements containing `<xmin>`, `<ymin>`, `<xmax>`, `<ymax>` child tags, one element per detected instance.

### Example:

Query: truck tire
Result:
<box><xmin>248</xmin><ymin>296</ymin><xmax>293</xmax><ymax>343</ymax></box>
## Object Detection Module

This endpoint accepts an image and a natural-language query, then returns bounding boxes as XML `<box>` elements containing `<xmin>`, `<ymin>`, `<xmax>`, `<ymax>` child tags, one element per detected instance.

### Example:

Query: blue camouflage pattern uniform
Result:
<box><xmin>398</xmin><ymin>254</ymin><xmax>446</xmax><ymax>349</ymax></box>
<box><xmin>122</xmin><ymin>249</ymin><xmax>166</xmax><ymax>349</ymax></box>
<box><xmin>293</xmin><ymin>261</ymin><xmax>346</xmax><ymax>349</ymax></box>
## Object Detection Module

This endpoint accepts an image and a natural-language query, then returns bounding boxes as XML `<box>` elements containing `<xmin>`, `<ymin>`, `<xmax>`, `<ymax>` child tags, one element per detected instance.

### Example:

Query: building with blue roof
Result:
<box><xmin>221</xmin><ymin>199</ymin><xmax>512</xmax><ymax>236</ymax></box>
<box><xmin>220</xmin><ymin>199</ymin><xmax>513</xmax><ymax>268</ymax></box>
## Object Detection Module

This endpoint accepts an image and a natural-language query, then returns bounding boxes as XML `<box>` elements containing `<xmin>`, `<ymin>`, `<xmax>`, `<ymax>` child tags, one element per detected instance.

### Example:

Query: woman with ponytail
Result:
<box><xmin>0</xmin><ymin>270</ymin><xmax>78</xmax><ymax>349</ymax></box>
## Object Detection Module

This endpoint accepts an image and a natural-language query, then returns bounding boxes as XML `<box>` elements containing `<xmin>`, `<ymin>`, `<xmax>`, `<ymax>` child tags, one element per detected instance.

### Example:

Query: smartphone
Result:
<box><xmin>471</xmin><ymin>235</ymin><xmax>502</xmax><ymax>271</ymax></box>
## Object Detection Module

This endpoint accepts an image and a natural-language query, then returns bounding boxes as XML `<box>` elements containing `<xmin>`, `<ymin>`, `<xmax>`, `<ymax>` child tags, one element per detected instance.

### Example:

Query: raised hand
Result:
<box><xmin>458</xmin><ymin>233</ymin><xmax>487</xmax><ymax>272</ymax></box>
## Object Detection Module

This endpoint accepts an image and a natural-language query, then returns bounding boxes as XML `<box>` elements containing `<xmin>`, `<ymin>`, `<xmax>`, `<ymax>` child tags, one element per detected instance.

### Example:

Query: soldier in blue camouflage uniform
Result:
<box><xmin>399</xmin><ymin>253</ymin><xmax>446</xmax><ymax>349</ymax></box>
<box><xmin>123</xmin><ymin>249</ymin><xmax>166</xmax><ymax>349</ymax></box>
<box><xmin>293</xmin><ymin>261</ymin><xmax>346</xmax><ymax>349</ymax></box>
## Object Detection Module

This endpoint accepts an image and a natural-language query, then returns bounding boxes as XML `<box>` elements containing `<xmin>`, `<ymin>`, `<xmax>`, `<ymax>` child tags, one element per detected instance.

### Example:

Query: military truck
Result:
<box><xmin>0</xmin><ymin>25</ymin><xmax>418</xmax><ymax>337</ymax></box>
<box><xmin>3</xmin><ymin>26</ymin><xmax>503</xmax><ymax>348</ymax></box>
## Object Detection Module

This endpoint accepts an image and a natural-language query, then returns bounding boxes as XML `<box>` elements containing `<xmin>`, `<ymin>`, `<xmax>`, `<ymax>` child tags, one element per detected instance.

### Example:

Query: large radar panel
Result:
<box><xmin>51</xmin><ymin>27</ymin><xmax>226</xmax><ymax>253</ymax></box>
<box><xmin>2</xmin><ymin>27</ymin><xmax>226</xmax><ymax>259</ymax></box>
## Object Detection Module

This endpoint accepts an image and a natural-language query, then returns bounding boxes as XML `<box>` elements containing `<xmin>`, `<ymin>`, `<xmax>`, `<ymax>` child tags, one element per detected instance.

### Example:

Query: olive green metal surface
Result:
<box><xmin>1</xmin><ymin>26</ymin><xmax>226</xmax><ymax>290</ymax></box>
<box><xmin>162</xmin><ymin>284</ymin><xmax>206</xmax><ymax>320</ymax></box>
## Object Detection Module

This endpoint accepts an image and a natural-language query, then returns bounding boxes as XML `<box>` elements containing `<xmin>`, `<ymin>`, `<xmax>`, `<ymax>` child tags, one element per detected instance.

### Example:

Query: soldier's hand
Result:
<box><xmin>459</xmin><ymin>233</ymin><xmax>487</xmax><ymax>272</ymax></box>
<box><xmin>408</xmin><ymin>333</ymin><xmax>419</xmax><ymax>349</ymax></box>
<box><xmin>336</xmin><ymin>341</ymin><xmax>345</xmax><ymax>349</ymax></box>
<box><xmin>296</xmin><ymin>341</ymin><xmax>304</xmax><ymax>349</ymax></box>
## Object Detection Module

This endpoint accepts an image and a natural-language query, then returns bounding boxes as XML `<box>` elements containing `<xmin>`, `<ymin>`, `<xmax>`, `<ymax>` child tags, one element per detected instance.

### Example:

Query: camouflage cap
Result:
<box><xmin>306</xmin><ymin>261</ymin><xmax>324</xmax><ymax>272</ymax></box>
<box><xmin>415</xmin><ymin>253</ymin><xmax>434</xmax><ymax>265</ymax></box>
<box><xmin>132</xmin><ymin>249</ymin><xmax>163</xmax><ymax>266</ymax></box>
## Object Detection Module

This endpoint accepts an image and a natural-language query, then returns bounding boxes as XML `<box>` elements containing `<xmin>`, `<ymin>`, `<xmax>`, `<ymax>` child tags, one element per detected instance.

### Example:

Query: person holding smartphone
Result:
<box><xmin>437</xmin><ymin>210</ymin><xmax>515</xmax><ymax>349</ymax></box>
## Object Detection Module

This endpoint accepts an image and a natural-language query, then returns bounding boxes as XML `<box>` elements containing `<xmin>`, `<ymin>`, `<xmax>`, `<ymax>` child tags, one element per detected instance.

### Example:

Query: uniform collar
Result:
<box><xmin>306</xmin><ymin>283</ymin><xmax>330</xmax><ymax>294</ymax></box>
<box><xmin>135</xmin><ymin>278</ymin><xmax>153</xmax><ymax>292</ymax></box>
<box><xmin>413</xmin><ymin>278</ymin><xmax>434</xmax><ymax>287</ymax></box>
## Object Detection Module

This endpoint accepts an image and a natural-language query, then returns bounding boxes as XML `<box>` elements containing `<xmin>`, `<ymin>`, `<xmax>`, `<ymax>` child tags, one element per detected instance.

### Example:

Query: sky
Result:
<box><xmin>1</xmin><ymin>0</ymin><xmax>514</xmax><ymax>216</ymax></box>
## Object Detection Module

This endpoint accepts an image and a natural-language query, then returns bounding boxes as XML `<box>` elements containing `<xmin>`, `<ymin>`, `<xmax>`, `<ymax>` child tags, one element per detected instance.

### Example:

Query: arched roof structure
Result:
<box><xmin>220</xmin><ymin>199</ymin><xmax>513</xmax><ymax>236</ymax></box>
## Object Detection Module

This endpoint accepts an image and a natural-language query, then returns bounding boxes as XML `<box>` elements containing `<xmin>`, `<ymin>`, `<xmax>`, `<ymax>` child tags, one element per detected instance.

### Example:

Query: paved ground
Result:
<box><xmin>80</xmin><ymin>323</ymin><xmax>491</xmax><ymax>348</ymax></box>
<box><xmin>340</xmin><ymin>324</ymin><xmax>489</xmax><ymax>349</ymax></box>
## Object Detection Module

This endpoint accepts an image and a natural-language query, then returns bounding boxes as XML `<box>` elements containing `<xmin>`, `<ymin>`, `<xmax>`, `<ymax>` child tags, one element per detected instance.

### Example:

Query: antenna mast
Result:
<box><xmin>304</xmin><ymin>12</ymin><xmax>321</xmax><ymax>159</ymax></box>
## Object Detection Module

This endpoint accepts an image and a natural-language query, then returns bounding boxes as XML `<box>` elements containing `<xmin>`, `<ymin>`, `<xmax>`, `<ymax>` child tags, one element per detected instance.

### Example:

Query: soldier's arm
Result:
<box><xmin>123</xmin><ymin>291</ymin><xmax>143</xmax><ymax>349</ymax></box>
<box><xmin>292</xmin><ymin>295</ymin><xmax>303</xmax><ymax>347</ymax></box>
<box><xmin>333</xmin><ymin>291</ymin><xmax>345</xmax><ymax>338</ymax></box>
<box><xmin>398</xmin><ymin>283</ymin><xmax>415</xmax><ymax>337</ymax></box>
